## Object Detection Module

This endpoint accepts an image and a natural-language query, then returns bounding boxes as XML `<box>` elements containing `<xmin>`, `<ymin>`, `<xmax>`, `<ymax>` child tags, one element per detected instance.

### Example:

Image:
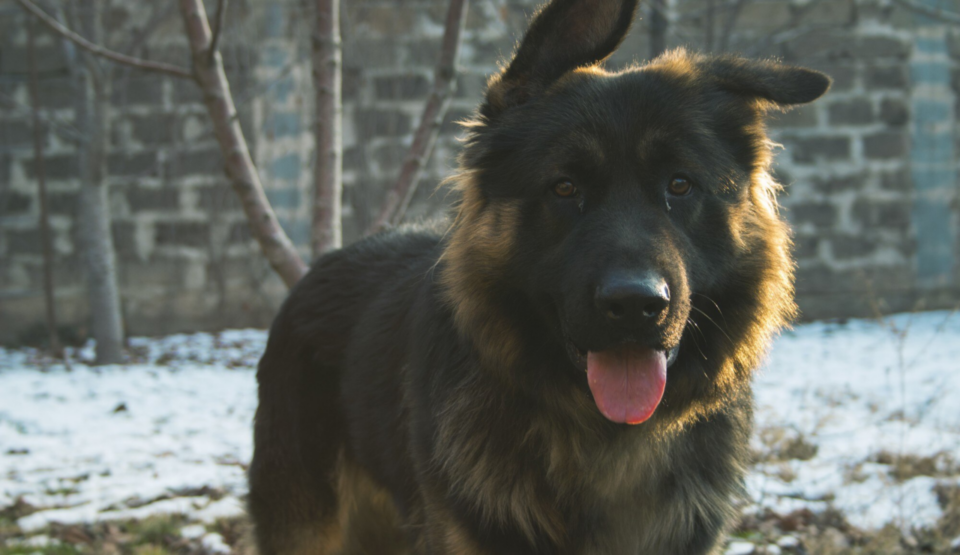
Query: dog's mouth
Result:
<box><xmin>565</xmin><ymin>338</ymin><xmax>679</xmax><ymax>426</ymax></box>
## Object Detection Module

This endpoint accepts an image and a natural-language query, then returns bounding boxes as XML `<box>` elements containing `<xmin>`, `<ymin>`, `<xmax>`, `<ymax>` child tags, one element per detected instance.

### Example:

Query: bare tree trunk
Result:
<box><xmin>179</xmin><ymin>0</ymin><xmax>308</xmax><ymax>287</ymax></box>
<box><xmin>67</xmin><ymin>0</ymin><xmax>124</xmax><ymax>364</ymax></box>
<box><xmin>650</xmin><ymin>0</ymin><xmax>668</xmax><ymax>58</ymax></box>
<box><xmin>367</xmin><ymin>0</ymin><xmax>469</xmax><ymax>235</ymax></box>
<box><xmin>22</xmin><ymin>0</ymin><xmax>307</xmax><ymax>289</ymax></box>
<box><xmin>27</xmin><ymin>17</ymin><xmax>63</xmax><ymax>359</ymax></box>
<box><xmin>311</xmin><ymin>0</ymin><xmax>342</xmax><ymax>256</ymax></box>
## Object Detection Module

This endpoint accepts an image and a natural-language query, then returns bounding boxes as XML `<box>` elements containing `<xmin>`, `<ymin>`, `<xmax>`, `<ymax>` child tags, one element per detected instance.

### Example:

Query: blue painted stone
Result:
<box><xmin>266</xmin><ymin>113</ymin><xmax>301</xmax><ymax>138</ymax></box>
<box><xmin>270</xmin><ymin>154</ymin><xmax>301</xmax><ymax>181</ymax></box>
<box><xmin>278</xmin><ymin>217</ymin><xmax>311</xmax><ymax>246</ymax></box>
<box><xmin>265</xmin><ymin>4</ymin><xmax>284</xmax><ymax>38</ymax></box>
<box><xmin>266</xmin><ymin>188</ymin><xmax>301</xmax><ymax>209</ymax></box>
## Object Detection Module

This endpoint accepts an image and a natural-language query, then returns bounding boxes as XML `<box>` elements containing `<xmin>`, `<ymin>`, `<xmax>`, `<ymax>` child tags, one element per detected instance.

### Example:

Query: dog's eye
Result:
<box><xmin>553</xmin><ymin>180</ymin><xmax>578</xmax><ymax>198</ymax></box>
<box><xmin>667</xmin><ymin>175</ymin><xmax>693</xmax><ymax>196</ymax></box>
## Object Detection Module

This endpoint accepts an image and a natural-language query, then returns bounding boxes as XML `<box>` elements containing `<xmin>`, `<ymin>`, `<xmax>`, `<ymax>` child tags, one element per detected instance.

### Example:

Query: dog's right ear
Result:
<box><xmin>482</xmin><ymin>0</ymin><xmax>640</xmax><ymax>119</ymax></box>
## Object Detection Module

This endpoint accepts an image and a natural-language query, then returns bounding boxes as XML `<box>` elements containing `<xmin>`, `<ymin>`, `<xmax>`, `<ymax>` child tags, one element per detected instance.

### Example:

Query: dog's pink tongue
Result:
<box><xmin>587</xmin><ymin>347</ymin><xmax>667</xmax><ymax>425</ymax></box>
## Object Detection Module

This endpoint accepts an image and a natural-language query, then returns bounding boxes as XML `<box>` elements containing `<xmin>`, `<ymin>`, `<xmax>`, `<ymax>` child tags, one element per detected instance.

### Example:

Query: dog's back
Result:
<box><xmin>249</xmin><ymin>227</ymin><xmax>442</xmax><ymax>554</ymax></box>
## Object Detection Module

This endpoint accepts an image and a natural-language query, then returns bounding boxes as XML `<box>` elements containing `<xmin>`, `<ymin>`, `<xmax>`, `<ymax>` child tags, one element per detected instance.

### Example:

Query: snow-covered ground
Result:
<box><xmin>1</xmin><ymin>311</ymin><xmax>959</xmax><ymax>541</ymax></box>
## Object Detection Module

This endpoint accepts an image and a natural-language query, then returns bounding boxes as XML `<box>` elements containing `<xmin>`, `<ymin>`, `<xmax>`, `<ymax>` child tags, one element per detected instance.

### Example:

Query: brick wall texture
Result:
<box><xmin>1</xmin><ymin>0</ymin><xmax>958</xmax><ymax>344</ymax></box>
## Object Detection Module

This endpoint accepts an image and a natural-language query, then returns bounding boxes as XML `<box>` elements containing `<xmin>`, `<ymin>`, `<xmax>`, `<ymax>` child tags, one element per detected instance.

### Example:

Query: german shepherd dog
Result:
<box><xmin>248</xmin><ymin>0</ymin><xmax>830</xmax><ymax>552</ymax></box>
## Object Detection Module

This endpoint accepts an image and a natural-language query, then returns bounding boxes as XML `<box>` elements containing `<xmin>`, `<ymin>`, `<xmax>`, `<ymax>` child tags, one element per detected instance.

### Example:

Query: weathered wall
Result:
<box><xmin>0</xmin><ymin>0</ymin><xmax>958</xmax><ymax>344</ymax></box>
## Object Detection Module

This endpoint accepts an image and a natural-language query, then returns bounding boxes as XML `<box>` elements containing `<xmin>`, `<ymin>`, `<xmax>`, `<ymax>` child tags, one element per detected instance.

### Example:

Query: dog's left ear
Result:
<box><xmin>702</xmin><ymin>57</ymin><xmax>832</xmax><ymax>107</ymax></box>
<box><xmin>483</xmin><ymin>0</ymin><xmax>640</xmax><ymax>118</ymax></box>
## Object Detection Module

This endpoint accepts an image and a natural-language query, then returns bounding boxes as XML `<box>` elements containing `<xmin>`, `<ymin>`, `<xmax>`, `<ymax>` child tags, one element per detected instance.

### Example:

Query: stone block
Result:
<box><xmin>855</xmin><ymin>36</ymin><xmax>911</xmax><ymax>60</ymax></box>
<box><xmin>343</xmin><ymin>67</ymin><xmax>364</xmax><ymax>98</ymax></box>
<box><xmin>783</xmin><ymin>30</ymin><xmax>855</xmax><ymax>61</ymax></box>
<box><xmin>155</xmin><ymin>221</ymin><xmax>210</xmax><ymax>248</ymax></box>
<box><xmin>789</xmin><ymin>202</ymin><xmax>837</xmax><ymax>228</ymax></box>
<box><xmin>862</xmin><ymin>131</ymin><xmax>906</xmax><ymax>159</ymax></box>
<box><xmin>465</xmin><ymin>1</ymin><xmax>496</xmax><ymax>31</ymax></box>
<box><xmin>47</xmin><ymin>192</ymin><xmax>79</xmax><ymax>216</ymax></box>
<box><xmin>24</xmin><ymin>155</ymin><xmax>77</xmax><ymax>181</ymax></box>
<box><xmin>263</xmin><ymin>112</ymin><xmax>301</xmax><ymax>139</ymax></box>
<box><xmin>344</xmin><ymin>39</ymin><xmax>403</xmax><ymax>68</ymax></box>
<box><xmin>0</xmin><ymin>121</ymin><xmax>32</xmax><ymax>149</ymax></box>
<box><xmin>111</xmin><ymin>221</ymin><xmax>138</xmax><ymax>258</ymax></box>
<box><xmin>879</xmin><ymin>98</ymin><xmax>909</xmax><ymax>127</ymax></box>
<box><xmin>36</xmin><ymin>77</ymin><xmax>75</xmax><ymax>109</ymax></box>
<box><xmin>800</xmin><ymin>0</ymin><xmax>855</xmax><ymax>25</ymax></box>
<box><xmin>356</xmin><ymin>110</ymin><xmax>411</xmax><ymax>138</ymax></box>
<box><xmin>264</xmin><ymin>187</ymin><xmax>301</xmax><ymax>209</ymax></box>
<box><xmin>852</xmin><ymin>198</ymin><xmax>911</xmax><ymax>230</ymax></box>
<box><xmin>151</xmin><ymin>44</ymin><xmax>191</xmax><ymax>67</ymax></box>
<box><xmin>879</xmin><ymin>169</ymin><xmax>911</xmax><ymax>192</ymax></box>
<box><xmin>794</xmin><ymin>263</ymin><xmax>842</xmax><ymax>294</ymax></box>
<box><xmin>828</xmin><ymin>98</ymin><xmax>874</xmax><ymax>125</ymax></box>
<box><xmin>0</xmin><ymin>190</ymin><xmax>31</xmax><ymax>215</ymax></box>
<box><xmin>107</xmin><ymin>152</ymin><xmax>160</xmax><ymax>177</ymax></box>
<box><xmin>949</xmin><ymin>30</ymin><xmax>960</xmax><ymax>60</ymax></box>
<box><xmin>812</xmin><ymin>173</ymin><xmax>865</xmax><ymax>193</ymax></box>
<box><xmin>127</xmin><ymin>187</ymin><xmax>180</xmax><ymax>212</ymax></box>
<box><xmin>407</xmin><ymin>40</ymin><xmax>441</xmax><ymax>67</ymax></box>
<box><xmin>0</xmin><ymin>41</ymin><xmax>67</xmax><ymax>74</ymax></box>
<box><xmin>166</xmin><ymin>149</ymin><xmax>224</xmax><ymax>179</ymax></box>
<box><xmin>129</xmin><ymin>114</ymin><xmax>177</xmax><ymax>145</ymax></box>
<box><xmin>831</xmin><ymin>235</ymin><xmax>877</xmax><ymax>258</ymax></box>
<box><xmin>173</xmin><ymin>79</ymin><xmax>204</xmax><ymax>104</ymax></box>
<box><xmin>228</xmin><ymin>221</ymin><xmax>251</xmax><ymax>243</ymax></box>
<box><xmin>738</xmin><ymin>1</ymin><xmax>793</xmax><ymax>33</ymax></box>
<box><xmin>343</xmin><ymin>146</ymin><xmax>367</xmax><ymax>172</ymax></box>
<box><xmin>373</xmin><ymin>142</ymin><xmax>407</xmax><ymax>169</ymax></box>
<box><xmin>865</xmin><ymin>64</ymin><xmax>908</xmax><ymax>90</ymax></box>
<box><xmin>787</xmin><ymin>135</ymin><xmax>851</xmax><ymax>164</ymax></box>
<box><xmin>350</xmin><ymin>6</ymin><xmax>416</xmax><ymax>37</ymax></box>
<box><xmin>197</xmin><ymin>185</ymin><xmax>241</xmax><ymax>213</ymax></box>
<box><xmin>7</xmin><ymin>229</ymin><xmax>40</xmax><ymax>254</ymax></box>
<box><xmin>375</xmin><ymin>75</ymin><xmax>431</xmax><ymax>100</ymax></box>
<box><xmin>269</xmin><ymin>154</ymin><xmax>301</xmax><ymax>181</ymax></box>
<box><xmin>111</xmin><ymin>75</ymin><xmax>165</xmax><ymax>106</ymax></box>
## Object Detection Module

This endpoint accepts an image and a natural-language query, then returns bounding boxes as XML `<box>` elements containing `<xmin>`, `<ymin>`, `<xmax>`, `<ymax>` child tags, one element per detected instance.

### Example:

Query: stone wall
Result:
<box><xmin>0</xmin><ymin>0</ymin><xmax>958</xmax><ymax>344</ymax></box>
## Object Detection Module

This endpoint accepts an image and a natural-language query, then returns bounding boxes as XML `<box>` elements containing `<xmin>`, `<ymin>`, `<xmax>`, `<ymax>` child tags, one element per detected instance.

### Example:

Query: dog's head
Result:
<box><xmin>441</xmin><ymin>0</ymin><xmax>830</xmax><ymax>428</ymax></box>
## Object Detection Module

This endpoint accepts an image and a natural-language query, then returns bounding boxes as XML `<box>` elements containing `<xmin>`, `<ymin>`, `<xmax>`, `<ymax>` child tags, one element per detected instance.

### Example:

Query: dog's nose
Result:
<box><xmin>595</xmin><ymin>274</ymin><xmax>670</xmax><ymax>323</ymax></box>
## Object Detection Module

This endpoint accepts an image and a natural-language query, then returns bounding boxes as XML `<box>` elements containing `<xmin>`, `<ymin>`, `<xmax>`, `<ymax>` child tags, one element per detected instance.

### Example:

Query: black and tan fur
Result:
<box><xmin>248</xmin><ymin>0</ymin><xmax>830</xmax><ymax>553</ymax></box>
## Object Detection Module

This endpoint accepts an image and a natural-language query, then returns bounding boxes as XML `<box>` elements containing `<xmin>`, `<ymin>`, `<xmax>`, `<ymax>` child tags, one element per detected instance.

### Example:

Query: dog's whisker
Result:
<box><xmin>691</xmin><ymin>306</ymin><xmax>736</xmax><ymax>346</ymax></box>
<box><xmin>685</xmin><ymin>318</ymin><xmax>709</xmax><ymax>360</ymax></box>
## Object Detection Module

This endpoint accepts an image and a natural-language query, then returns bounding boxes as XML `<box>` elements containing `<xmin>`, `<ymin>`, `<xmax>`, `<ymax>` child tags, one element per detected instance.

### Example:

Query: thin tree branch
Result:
<box><xmin>892</xmin><ymin>0</ymin><xmax>960</xmax><ymax>25</ymax></box>
<box><xmin>179</xmin><ymin>0</ymin><xmax>308</xmax><ymax>287</ymax></box>
<box><xmin>14</xmin><ymin>0</ymin><xmax>194</xmax><ymax>80</ymax></box>
<box><xmin>28</xmin><ymin>18</ymin><xmax>64</xmax><ymax>360</ymax></box>
<box><xmin>367</xmin><ymin>0</ymin><xmax>469</xmax><ymax>234</ymax></box>
<box><xmin>208</xmin><ymin>0</ymin><xmax>229</xmax><ymax>66</ymax></box>
<box><xmin>311</xmin><ymin>0</ymin><xmax>343</xmax><ymax>255</ymax></box>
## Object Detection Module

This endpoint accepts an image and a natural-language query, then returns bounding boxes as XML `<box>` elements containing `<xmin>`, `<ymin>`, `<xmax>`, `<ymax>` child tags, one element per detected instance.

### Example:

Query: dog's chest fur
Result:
<box><xmin>429</xmin><ymin>371</ymin><xmax>751</xmax><ymax>554</ymax></box>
